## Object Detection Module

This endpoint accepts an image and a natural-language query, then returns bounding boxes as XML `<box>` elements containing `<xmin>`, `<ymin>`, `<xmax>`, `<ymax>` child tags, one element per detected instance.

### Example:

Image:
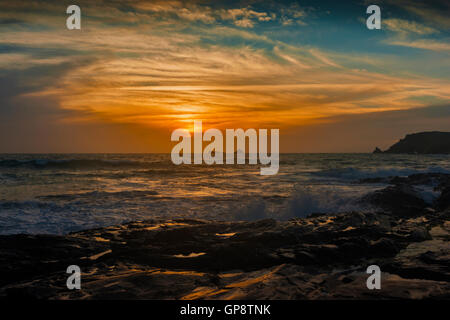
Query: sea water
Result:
<box><xmin>0</xmin><ymin>153</ymin><xmax>449</xmax><ymax>235</ymax></box>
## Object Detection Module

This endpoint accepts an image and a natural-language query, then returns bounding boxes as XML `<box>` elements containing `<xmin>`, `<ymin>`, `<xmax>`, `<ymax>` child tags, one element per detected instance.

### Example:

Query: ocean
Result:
<box><xmin>0</xmin><ymin>153</ymin><xmax>449</xmax><ymax>235</ymax></box>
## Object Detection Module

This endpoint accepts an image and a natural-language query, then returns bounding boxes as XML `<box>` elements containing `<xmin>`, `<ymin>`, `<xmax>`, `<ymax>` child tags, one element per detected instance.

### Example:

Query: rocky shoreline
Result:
<box><xmin>1</xmin><ymin>173</ymin><xmax>449</xmax><ymax>300</ymax></box>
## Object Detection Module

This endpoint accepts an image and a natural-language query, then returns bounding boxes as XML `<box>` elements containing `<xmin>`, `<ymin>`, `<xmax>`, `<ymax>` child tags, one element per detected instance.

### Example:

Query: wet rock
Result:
<box><xmin>361</xmin><ymin>184</ymin><xmax>427</xmax><ymax>216</ymax></box>
<box><xmin>369</xmin><ymin>238</ymin><xmax>400</xmax><ymax>256</ymax></box>
<box><xmin>409</xmin><ymin>228</ymin><xmax>432</xmax><ymax>241</ymax></box>
<box><xmin>435</xmin><ymin>186</ymin><xmax>450</xmax><ymax>211</ymax></box>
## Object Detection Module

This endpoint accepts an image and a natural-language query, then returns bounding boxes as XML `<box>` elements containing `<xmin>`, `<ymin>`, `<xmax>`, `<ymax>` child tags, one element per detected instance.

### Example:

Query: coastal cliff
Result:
<box><xmin>374</xmin><ymin>132</ymin><xmax>450</xmax><ymax>154</ymax></box>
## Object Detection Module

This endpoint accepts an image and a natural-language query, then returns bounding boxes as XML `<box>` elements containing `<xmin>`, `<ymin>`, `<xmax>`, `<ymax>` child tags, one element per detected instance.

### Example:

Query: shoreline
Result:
<box><xmin>1</xmin><ymin>172</ymin><xmax>449</xmax><ymax>299</ymax></box>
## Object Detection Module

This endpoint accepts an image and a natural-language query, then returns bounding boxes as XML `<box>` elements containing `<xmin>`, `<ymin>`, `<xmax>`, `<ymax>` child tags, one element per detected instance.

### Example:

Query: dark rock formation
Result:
<box><xmin>360</xmin><ymin>184</ymin><xmax>427</xmax><ymax>216</ymax></box>
<box><xmin>373</xmin><ymin>147</ymin><xmax>383</xmax><ymax>154</ymax></box>
<box><xmin>1</xmin><ymin>173</ymin><xmax>449</xmax><ymax>300</ymax></box>
<box><xmin>436</xmin><ymin>186</ymin><xmax>450</xmax><ymax>211</ymax></box>
<box><xmin>379</xmin><ymin>131</ymin><xmax>450</xmax><ymax>154</ymax></box>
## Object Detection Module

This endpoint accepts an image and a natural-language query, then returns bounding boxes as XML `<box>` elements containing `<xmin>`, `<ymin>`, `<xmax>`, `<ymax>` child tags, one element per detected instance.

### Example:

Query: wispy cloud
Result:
<box><xmin>386</xmin><ymin>39</ymin><xmax>450</xmax><ymax>52</ymax></box>
<box><xmin>387</xmin><ymin>0</ymin><xmax>450</xmax><ymax>29</ymax></box>
<box><xmin>0</xmin><ymin>0</ymin><xmax>449</xmax><ymax>152</ymax></box>
<box><xmin>309</xmin><ymin>49</ymin><xmax>341</xmax><ymax>68</ymax></box>
<box><xmin>384</xmin><ymin>18</ymin><xmax>438</xmax><ymax>35</ymax></box>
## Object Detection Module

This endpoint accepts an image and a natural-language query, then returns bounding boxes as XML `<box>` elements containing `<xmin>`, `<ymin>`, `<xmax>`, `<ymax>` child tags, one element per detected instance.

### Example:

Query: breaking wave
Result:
<box><xmin>283</xmin><ymin>185</ymin><xmax>373</xmax><ymax>218</ymax></box>
<box><xmin>235</xmin><ymin>185</ymin><xmax>375</xmax><ymax>221</ymax></box>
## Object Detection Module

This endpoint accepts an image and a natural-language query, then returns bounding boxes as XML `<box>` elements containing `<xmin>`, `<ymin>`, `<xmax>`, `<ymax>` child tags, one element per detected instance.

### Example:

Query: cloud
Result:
<box><xmin>130</xmin><ymin>1</ymin><xmax>279</xmax><ymax>27</ymax></box>
<box><xmin>279</xmin><ymin>3</ymin><xmax>308</xmax><ymax>26</ymax></box>
<box><xmin>387</xmin><ymin>39</ymin><xmax>450</xmax><ymax>52</ymax></box>
<box><xmin>0</xmin><ymin>0</ymin><xmax>449</xmax><ymax>152</ymax></box>
<box><xmin>134</xmin><ymin>1</ymin><xmax>216</xmax><ymax>24</ymax></box>
<box><xmin>309</xmin><ymin>49</ymin><xmax>341</xmax><ymax>68</ymax></box>
<box><xmin>383</xmin><ymin>0</ymin><xmax>450</xmax><ymax>29</ymax></box>
<box><xmin>1</xmin><ymin>1</ymin><xmax>448</xmax><ymax>133</ymax></box>
<box><xmin>233</xmin><ymin>18</ymin><xmax>254</xmax><ymax>28</ymax></box>
<box><xmin>273</xmin><ymin>46</ymin><xmax>311</xmax><ymax>68</ymax></box>
<box><xmin>219</xmin><ymin>7</ymin><xmax>274</xmax><ymax>28</ymax></box>
<box><xmin>384</xmin><ymin>18</ymin><xmax>438</xmax><ymax>35</ymax></box>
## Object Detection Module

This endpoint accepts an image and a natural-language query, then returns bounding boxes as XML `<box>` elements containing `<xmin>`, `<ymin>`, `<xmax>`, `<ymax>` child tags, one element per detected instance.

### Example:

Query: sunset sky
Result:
<box><xmin>0</xmin><ymin>0</ymin><xmax>449</xmax><ymax>153</ymax></box>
